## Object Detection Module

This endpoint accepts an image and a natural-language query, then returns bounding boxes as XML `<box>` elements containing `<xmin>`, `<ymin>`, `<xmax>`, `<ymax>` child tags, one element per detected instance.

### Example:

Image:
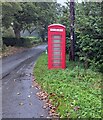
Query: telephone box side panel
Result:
<box><xmin>62</xmin><ymin>28</ymin><xmax>66</xmax><ymax>69</ymax></box>
<box><xmin>48</xmin><ymin>27</ymin><xmax>51</xmax><ymax>69</ymax></box>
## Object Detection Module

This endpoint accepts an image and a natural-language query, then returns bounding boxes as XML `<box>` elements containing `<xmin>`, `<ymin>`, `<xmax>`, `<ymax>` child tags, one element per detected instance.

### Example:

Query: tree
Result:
<box><xmin>2</xmin><ymin>2</ymin><xmax>22</xmax><ymax>29</ymax></box>
<box><xmin>59</xmin><ymin>1</ymin><xmax>103</xmax><ymax>72</ymax></box>
<box><xmin>12</xmin><ymin>2</ymin><xmax>38</xmax><ymax>39</ymax></box>
<box><xmin>2</xmin><ymin>2</ymin><xmax>58</xmax><ymax>40</ymax></box>
<box><xmin>34</xmin><ymin>2</ymin><xmax>60</xmax><ymax>42</ymax></box>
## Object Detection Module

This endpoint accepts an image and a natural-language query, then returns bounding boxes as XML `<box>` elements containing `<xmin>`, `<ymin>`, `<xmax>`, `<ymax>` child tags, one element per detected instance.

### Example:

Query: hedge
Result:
<box><xmin>3</xmin><ymin>37</ymin><xmax>34</xmax><ymax>47</ymax></box>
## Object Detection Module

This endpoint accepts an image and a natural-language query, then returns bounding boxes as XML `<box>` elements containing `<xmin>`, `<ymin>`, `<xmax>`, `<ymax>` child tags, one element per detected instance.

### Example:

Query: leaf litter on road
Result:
<box><xmin>36</xmin><ymin>90</ymin><xmax>60</xmax><ymax>118</ymax></box>
<box><xmin>40</xmin><ymin>114</ymin><xmax>44</xmax><ymax>117</ymax></box>
<box><xmin>17</xmin><ymin>92</ymin><xmax>21</xmax><ymax>95</ymax></box>
<box><xmin>33</xmin><ymin>76</ymin><xmax>60</xmax><ymax>118</ymax></box>
<box><xmin>27</xmin><ymin>95</ymin><xmax>31</xmax><ymax>98</ymax></box>
<box><xmin>19</xmin><ymin>102</ymin><xmax>24</xmax><ymax>106</ymax></box>
<box><xmin>32</xmin><ymin>80</ymin><xmax>41</xmax><ymax>89</ymax></box>
<box><xmin>29</xmin><ymin>102</ymin><xmax>33</xmax><ymax>106</ymax></box>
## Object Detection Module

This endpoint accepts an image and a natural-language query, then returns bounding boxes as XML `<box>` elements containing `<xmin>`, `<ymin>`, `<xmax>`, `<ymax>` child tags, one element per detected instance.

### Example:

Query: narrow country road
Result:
<box><xmin>1</xmin><ymin>44</ymin><xmax>49</xmax><ymax>118</ymax></box>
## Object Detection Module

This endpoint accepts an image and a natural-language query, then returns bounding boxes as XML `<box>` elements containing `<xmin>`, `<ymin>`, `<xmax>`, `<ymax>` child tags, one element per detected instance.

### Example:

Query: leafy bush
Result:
<box><xmin>75</xmin><ymin>2</ymin><xmax>103</xmax><ymax>72</ymax></box>
<box><xmin>2</xmin><ymin>27</ymin><xmax>15</xmax><ymax>37</ymax></box>
<box><xmin>60</xmin><ymin>2</ymin><xmax>103</xmax><ymax>72</ymax></box>
<box><xmin>75</xmin><ymin>33</ymin><xmax>103</xmax><ymax>72</ymax></box>
<box><xmin>25</xmin><ymin>36</ymin><xmax>42</xmax><ymax>44</ymax></box>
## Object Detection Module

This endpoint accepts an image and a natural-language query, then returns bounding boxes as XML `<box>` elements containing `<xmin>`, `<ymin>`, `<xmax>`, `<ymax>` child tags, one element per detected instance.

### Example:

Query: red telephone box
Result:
<box><xmin>48</xmin><ymin>24</ymin><xmax>66</xmax><ymax>69</ymax></box>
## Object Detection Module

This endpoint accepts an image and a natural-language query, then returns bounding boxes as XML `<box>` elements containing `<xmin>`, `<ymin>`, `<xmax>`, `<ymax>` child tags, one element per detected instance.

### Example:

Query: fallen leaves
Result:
<box><xmin>32</xmin><ymin>80</ymin><xmax>41</xmax><ymax>89</ymax></box>
<box><xmin>27</xmin><ymin>95</ymin><xmax>31</xmax><ymax>98</ymax></box>
<box><xmin>42</xmin><ymin>105</ymin><xmax>47</xmax><ymax>109</ymax></box>
<box><xmin>31</xmin><ymin>85</ymin><xmax>34</xmax><ymax>88</ymax></box>
<box><xmin>40</xmin><ymin>114</ymin><xmax>44</xmax><ymax>117</ymax></box>
<box><xmin>29</xmin><ymin>102</ymin><xmax>33</xmax><ymax>106</ymax></box>
<box><xmin>49</xmin><ymin>109</ymin><xmax>55</xmax><ymax>115</ymax></box>
<box><xmin>19</xmin><ymin>102</ymin><xmax>24</xmax><ymax>106</ymax></box>
<box><xmin>36</xmin><ymin>90</ymin><xmax>60</xmax><ymax>118</ymax></box>
<box><xmin>17</xmin><ymin>92</ymin><xmax>21</xmax><ymax>95</ymax></box>
<box><xmin>49</xmin><ymin>92</ymin><xmax>56</xmax><ymax>97</ymax></box>
<box><xmin>36</xmin><ymin>91</ymin><xmax>48</xmax><ymax>100</ymax></box>
<box><xmin>33</xmin><ymin>77</ymin><xmax>60</xmax><ymax>118</ymax></box>
<box><xmin>19</xmin><ymin>102</ymin><xmax>33</xmax><ymax>106</ymax></box>
<box><xmin>45</xmin><ymin>101</ymin><xmax>53</xmax><ymax>109</ymax></box>
<box><xmin>1</xmin><ymin>46</ymin><xmax>27</xmax><ymax>58</ymax></box>
<box><xmin>73</xmin><ymin>106</ymin><xmax>80</xmax><ymax>111</ymax></box>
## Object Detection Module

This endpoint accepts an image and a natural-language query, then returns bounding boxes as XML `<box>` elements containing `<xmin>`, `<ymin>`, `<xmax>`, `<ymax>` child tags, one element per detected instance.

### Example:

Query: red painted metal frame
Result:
<box><xmin>48</xmin><ymin>24</ymin><xmax>66</xmax><ymax>69</ymax></box>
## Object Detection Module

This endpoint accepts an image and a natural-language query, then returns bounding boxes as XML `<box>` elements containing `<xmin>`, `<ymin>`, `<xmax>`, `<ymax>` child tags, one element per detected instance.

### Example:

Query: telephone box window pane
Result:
<box><xmin>53</xmin><ymin>39</ymin><xmax>61</xmax><ymax>43</ymax></box>
<box><xmin>52</xmin><ymin>35</ymin><xmax>61</xmax><ymax>43</ymax></box>
<box><xmin>53</xmin><ymin>47</ymin><xmax>61</xmax><ymax>50</ymax></box>
<box><xmin>53</xmin><ymin>59</ymin><xmax>61</xmax><ymax>63</ymax></box>
<box><xmin>53</xmin><ymin>55</ymin><xmax>61</xmax><ymax>59</ymax></box>
<box><xmin>53</xmin><ymin>51</ymin><xmax>61</xmax><ymax>55</ymax></box>
<box><xmin>52</xmin><ymin>35</ymin><xmax>61</xmax><ymax>39</ymax></box>
<box><xmin>53</xmin><ymin>44</ymin><xmax>61</xmax><ymax>47</ymax></box>
<box><xmin>52</xmin><ymin>63</ymin><xmax>61</xmax><ymax>66</ymax></box>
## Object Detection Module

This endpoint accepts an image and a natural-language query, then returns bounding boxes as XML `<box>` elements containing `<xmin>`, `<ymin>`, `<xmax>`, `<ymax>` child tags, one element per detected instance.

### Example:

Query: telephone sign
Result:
<box><xmin>48</xmin><ymin>24</ymin><xmax>66</xmax><ymax>69</ymax></box>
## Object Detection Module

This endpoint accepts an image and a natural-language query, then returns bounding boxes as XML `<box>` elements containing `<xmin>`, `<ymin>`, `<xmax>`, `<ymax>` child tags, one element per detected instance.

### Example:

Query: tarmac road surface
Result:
<box><xmin>1</xmin><ymin>44</ymin><xmax>50</xmax><ymax>118</ymax></box>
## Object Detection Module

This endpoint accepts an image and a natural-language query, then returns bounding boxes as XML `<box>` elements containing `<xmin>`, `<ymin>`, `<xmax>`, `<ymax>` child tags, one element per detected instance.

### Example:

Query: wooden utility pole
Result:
<box><xmin>69</xmin><ymin>0</ymin><xmax>75</xmax><ymax>61</ymax></box>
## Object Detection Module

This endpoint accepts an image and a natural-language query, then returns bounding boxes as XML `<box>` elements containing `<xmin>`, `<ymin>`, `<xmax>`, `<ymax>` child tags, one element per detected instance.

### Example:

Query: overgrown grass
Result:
<box><xmin>34</xmin><ymin>53</ymin><xmax>102</xmax><ymax>118</ymax></box>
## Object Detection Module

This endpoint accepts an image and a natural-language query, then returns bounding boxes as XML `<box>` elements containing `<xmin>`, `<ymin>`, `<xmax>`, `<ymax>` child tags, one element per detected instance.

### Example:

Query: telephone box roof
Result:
<box><xmin>48</xmin><ymin>24</ymin><xmax>66</xmax><ymax>28</ymax></box>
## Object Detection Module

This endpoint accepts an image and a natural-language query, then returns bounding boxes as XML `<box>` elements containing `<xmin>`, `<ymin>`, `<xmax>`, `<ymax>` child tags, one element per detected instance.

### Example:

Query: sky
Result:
<box><xmin>57</xmin><ymin>0</ymin><xmax>102</xmax><ymax>4</ymax></box>
<box><xmin>57</xmin><ymin>0</ymin><xmax>67</xmax><ymax>5</ymax></box>
<box><xmin>57</xmin><ymin>0</ymin><xmax>89</xmax><ymax>5</ymax></box>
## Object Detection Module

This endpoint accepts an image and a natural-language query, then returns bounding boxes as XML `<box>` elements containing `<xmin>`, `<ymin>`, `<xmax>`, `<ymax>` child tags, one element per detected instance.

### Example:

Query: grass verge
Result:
<box><xmin>34</xmin><ymin>53</ymin><xmax>102</xmax><ymax>118</ymax></box>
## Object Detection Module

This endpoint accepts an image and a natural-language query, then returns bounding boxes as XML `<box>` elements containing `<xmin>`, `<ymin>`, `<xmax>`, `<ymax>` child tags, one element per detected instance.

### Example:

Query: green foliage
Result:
<box><xmin>34</xmin><ymin>54</ymin><xmax>102</xmax><ymax>118</ymax></box>
<box><xmin>2</xmin><ymin>2</ymin><xmax>22</xmax><ymax>28</ymax></box>
<box><xmin>2</xmin><ymin>2</ymin><xmax>59</xmax><ymax>39</ymax></box>
<box><xmin>25</xmin><ymin>36</ymin><xmax>42</xmax><ymax>44</ymax></box>
<box><xmin>66</xmin><ymin>37</ymin><xmax>70</xmax><ymax>54</ymax></box>
<box><xmin>59</xmin><ymin>2</ymin><xmax>103</xmax><ymax>72</ymax></box>
<box><xmin>75</xmin><ymin>2</ymin><xmax>103</xmax><ymax>72</ymax></box>
<box><xmin>2</xmin><ymin>27</ymin><xmax>15</xmax><ymax>37</ymax></box>
<box><xmin>33</xmin><ymin>2</ymin><xmax>61</xmax><ymax>41</ymax></box>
